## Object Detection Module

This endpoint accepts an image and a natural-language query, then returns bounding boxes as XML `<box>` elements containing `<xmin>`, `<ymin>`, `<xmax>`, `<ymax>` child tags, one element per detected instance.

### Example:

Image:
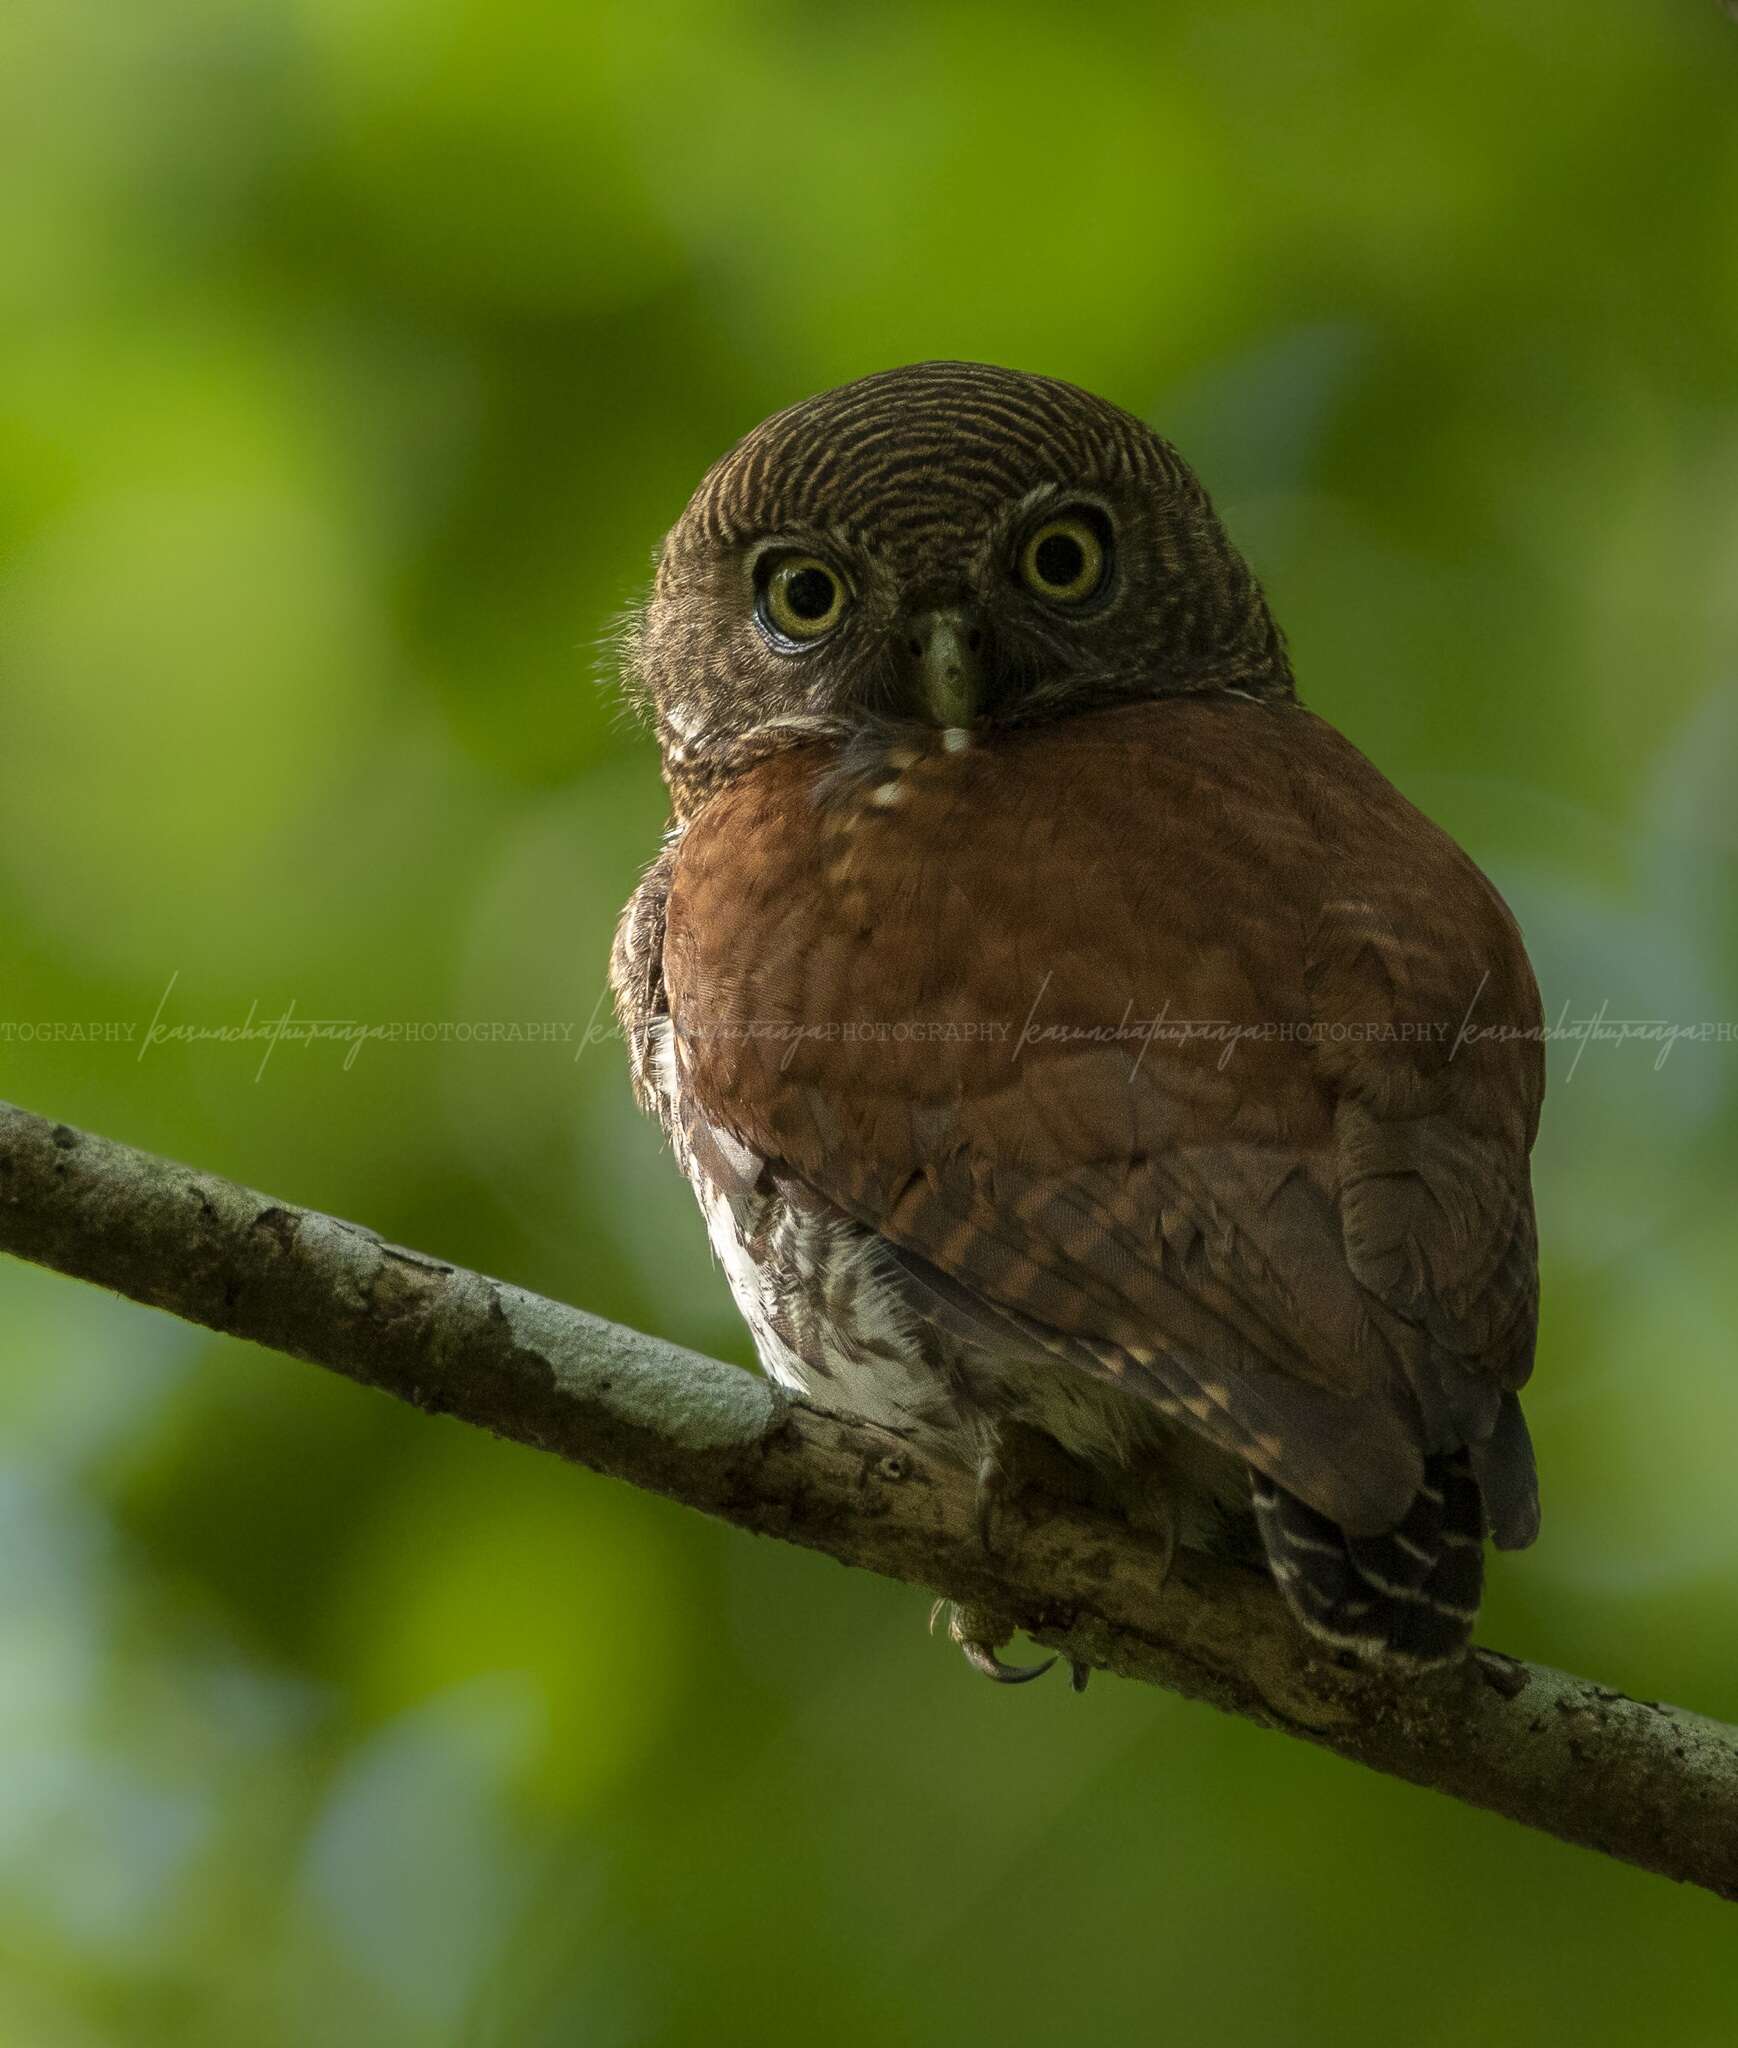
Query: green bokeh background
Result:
<box><xmin>3</xmin><ymin>1</ymin><xmax>1738</xmax><ymax>2040</ymax></box>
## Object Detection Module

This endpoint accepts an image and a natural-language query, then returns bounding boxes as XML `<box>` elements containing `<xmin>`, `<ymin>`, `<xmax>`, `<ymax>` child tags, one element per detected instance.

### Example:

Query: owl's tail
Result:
<box><xmin>1251</xmin><ymin>1451</ymin><xmax>1484</xmax><ymax>1667</ymax></box>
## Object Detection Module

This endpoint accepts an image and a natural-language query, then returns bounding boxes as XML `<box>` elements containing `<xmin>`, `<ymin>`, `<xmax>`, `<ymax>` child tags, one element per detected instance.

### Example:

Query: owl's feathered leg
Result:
<box><xmin>971</xmin><ymin>1416</ymin><xmax>1093</xmax><ymax>1550</ymax></box>
<box><xmin>1123</xmin><ymin>1480</ymin><xmax>1180</xmax><ymax>1588</ymax></box>
<box><xmin>971</xmin><ymin>1431</ymin><xmax>1022</xmax><ymax>1554</ymax></box>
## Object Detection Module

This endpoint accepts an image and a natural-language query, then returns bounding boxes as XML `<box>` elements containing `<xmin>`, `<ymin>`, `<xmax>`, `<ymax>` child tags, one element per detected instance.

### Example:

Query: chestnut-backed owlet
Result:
<box><xmin>612</xmin><ymin>361</ymin><xmax>1542</xmax><ymax>1679</ymax></box>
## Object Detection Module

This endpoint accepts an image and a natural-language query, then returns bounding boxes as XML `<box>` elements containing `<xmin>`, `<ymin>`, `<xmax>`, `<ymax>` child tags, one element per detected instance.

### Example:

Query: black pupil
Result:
<box><xmin>784</xmin><ymin>566</ymin><xmax>835</xmax><ymax>621</ymax></box>
<box><xmin>1034</xmin><ymin>530</ymin><xmax>1087</xmax><ymax>588</ymax></box>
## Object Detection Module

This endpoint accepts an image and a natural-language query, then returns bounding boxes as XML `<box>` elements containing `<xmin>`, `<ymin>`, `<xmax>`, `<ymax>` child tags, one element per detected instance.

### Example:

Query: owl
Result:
<box><xmin>612</xmin><ymin>362</ymin><xmax>1543</xmax><ymax>1680</ymax></box>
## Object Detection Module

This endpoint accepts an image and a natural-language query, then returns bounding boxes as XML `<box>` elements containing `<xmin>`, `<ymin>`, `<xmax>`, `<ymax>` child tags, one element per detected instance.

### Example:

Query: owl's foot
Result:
<box><xmin>930</xmin><ymin>1598</ymin><xmax>1091</xmax><ymax>1691</ymax></box>
<box><xmin>930</xmin><ymin>1598</ymin><xmax>1056</xmax><ymax>1684</ymax></box>
<box><xmin>959</xmin><ymin>1427</ymin><xmax>1098</xmax><ymax>1688</ymax></box>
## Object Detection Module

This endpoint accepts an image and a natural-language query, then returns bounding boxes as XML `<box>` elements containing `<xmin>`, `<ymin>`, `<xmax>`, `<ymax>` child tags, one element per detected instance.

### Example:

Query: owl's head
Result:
<box><xmin>628</xmin><ymin>362</ymin><xmax>1292</xmax><ymax>815</ymax></box>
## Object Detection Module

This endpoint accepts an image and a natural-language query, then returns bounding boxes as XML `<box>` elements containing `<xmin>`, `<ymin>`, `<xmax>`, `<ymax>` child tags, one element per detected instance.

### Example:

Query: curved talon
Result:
<box><xmin>960</xmin><ymin>1640</ymin><xmax>1058</xmax><ymax>1685</ymax></box>
<box><xmin>934</xmin><ymin>1597</ymin><xmax>1056</xmax><ymax>1685</ymax></box>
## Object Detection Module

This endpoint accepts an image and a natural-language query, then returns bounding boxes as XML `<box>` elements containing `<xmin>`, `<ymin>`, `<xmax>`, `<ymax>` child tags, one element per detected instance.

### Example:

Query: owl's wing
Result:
<box><xmin>664</xmin><ymin>699</ymin><xmax>1544</xmax><ymax>1563</ymax></box>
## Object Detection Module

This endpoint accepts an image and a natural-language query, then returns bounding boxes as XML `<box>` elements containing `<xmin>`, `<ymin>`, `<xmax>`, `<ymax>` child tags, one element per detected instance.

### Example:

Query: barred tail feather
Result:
<box><xmin>1251</xmin><ymin>1452</ymin><xmax>1485</xmax><ymax>1667</ymax></box>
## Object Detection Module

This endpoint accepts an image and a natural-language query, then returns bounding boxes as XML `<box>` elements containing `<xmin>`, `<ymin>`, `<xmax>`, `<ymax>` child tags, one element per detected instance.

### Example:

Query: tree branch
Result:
<box><xmin>1</xmin><ymin>1096</ymin><xmax>1734</xmax><ymax>1900</ymax></box>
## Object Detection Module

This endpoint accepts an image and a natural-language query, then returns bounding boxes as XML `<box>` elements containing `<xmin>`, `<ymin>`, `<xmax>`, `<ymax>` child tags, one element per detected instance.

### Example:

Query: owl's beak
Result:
<box><xmin>906</xmin><ymin>608</ymin><xmax>984</xmax><ymax>727</ymax></box>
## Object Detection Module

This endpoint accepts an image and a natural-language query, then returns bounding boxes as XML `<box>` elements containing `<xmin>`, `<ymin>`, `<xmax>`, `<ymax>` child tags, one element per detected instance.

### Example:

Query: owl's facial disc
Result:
<box><xmin>750</xmin><ymin>537</ymin><xmax>996</xmax><ymax>726</ymax></box>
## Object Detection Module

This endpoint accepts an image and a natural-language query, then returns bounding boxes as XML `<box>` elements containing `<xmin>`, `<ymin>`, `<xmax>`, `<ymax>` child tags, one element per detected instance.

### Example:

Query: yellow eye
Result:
<box><xmin>1019</xmin><ymin>514</ymin><xmax>1107</xmax><ymax>604</ymax></box>
<box><xmin>761</xmin><ymin>555</ymin><xmax>848</xmax><ymax>641</ymax></box>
